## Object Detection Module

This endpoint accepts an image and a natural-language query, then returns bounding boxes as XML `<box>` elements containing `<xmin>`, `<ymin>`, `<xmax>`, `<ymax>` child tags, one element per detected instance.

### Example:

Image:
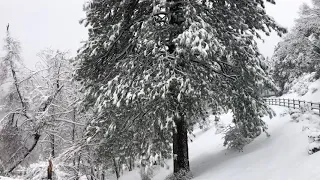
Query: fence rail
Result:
<box><xmin>265</xmin><ymin>98</ymin><xmax>320</xmax><ymax>115</ymax></box>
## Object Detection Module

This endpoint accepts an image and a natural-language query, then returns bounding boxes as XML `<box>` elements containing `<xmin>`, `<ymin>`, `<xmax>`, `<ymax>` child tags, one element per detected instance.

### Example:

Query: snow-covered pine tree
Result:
<box><xmin>75</xmin><ymin>0</ymin><xmax>286</xmax><ymax>174</ymax></box>
<box><xmin>272</xmin><ymin>0</ymin><xmax>320</xmax><ymax>94</ymax></box>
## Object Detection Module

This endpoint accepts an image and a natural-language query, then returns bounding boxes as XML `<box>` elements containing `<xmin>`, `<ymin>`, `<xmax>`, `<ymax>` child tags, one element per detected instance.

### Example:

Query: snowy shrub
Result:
<box><xmin>199</xmin><ymin>118</ymin><xmax>211</xmax><ymax>132</ymax></box>
<box><xmin>289</xmin><ymin>109</ymin><xmax>302</xmax><ymax>122</ymax></box>
<box><xmin>288</xmin><ymin>104</ymin><xmax>313</xmax><ymax>122</ymax></box>
<box><xmin>139</xmin><ymin>159</ymin><xmax>154</xmax><ymax>180</ymax></box>
<box><xmin>24</xmin><ymin>161</ymin><xmax>47</xmax><ymax>180</ymax></box>
<box><xmin>223</xmin><ymin>126</ymin><xmax>253</xmax><ymax>151</ymax></box>
<box><xmin>288</xmin><ymin>105</ymin><xmax>320</xmax><ymax>155</ymax></box>
<box><xmin>24</xmin><ymin>160</ymin><xmax>76</xmax><ymax>180</ymax></box>
<box><xmin>165</xmin><ymin>169</ymin><xmax>193</xmax><ymax>180</ymax></box>
<box><xmin>308</xmin><ymin>131</ymin><xmax>320</xmax><ymax>155</ymax></box>
<box><xmin>290</xmin><ymin>74</ymin><xmax>314</xmax><ymax>96</ymax></box>
<box><xmin>214</xmin><ymin>118</ymin><xmax>225</xmax><ymax>135</ymax></box>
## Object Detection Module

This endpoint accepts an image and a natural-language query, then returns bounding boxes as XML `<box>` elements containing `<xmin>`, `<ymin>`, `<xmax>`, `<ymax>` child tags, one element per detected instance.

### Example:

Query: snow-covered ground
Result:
<box><xmin>119</xmin><ymin>74</ymin><xmax>320</xmax><ymax>180</ymax></box>
<box><xmin>121</xmin><ymin>106</ymin><xmax>320</xmax><ymax>180</ymax></box>
<box><xmin>3</xmin><ymin>107</ymin><xmax>320</xmax><ymax>180</ymax></box>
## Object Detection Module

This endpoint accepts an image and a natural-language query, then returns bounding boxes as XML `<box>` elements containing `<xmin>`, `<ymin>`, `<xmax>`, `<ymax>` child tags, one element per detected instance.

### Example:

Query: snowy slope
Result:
<box><xmin>121</xmin><ymin>105</ymin><xmax>320</xmax><ymax>180</ymax></box>
<box><xmin>281</xmin><ymin>73</ymin><xmax>320</xmax><ymax>102</ymax></box>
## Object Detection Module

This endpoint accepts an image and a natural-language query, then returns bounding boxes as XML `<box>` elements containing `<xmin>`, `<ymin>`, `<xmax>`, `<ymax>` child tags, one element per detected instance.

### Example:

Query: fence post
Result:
<box><xmin>311</xmin><ymin>102</ymin><xmax>313</xmax><ymax>110</ymax></box>
<box><xmin>319</xmin><ymin>104</ymin><xmax>320</xmax><ymax>115</ymax></box>
<box><xmin>299</xmin><ymin>100</ymin><xmax>301</xmax><ymax>109</ymax></box>
<box><xmin>288</xmin><ymin>99</ymin><xmax>290</xmax><ymax>108</ymax></box>
<box><xmin>293</xmin><ymin>99</ymin><xmax>295</xmax><ymax>109</ymax></box>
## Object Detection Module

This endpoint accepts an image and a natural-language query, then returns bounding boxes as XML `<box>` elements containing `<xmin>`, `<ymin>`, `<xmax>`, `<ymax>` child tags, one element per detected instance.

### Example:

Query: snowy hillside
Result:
<box><xmin>120</xmin><ymin>75</ymin><xmax>320</xmax><ymax>180</ymax></box>
<box><xmin>281</xmin><ymin>73</ymin><xmax>320</xmax><ymax>102</ymax></box>
<box><xmin>120</xmin><ymin>107</ymin><xmax>320</xmax><ymax>180</ymax></box>
<box><xmin>3</xmin><ymin>105</ymin><xmax>320</xmax><ymax>179</ymax></box>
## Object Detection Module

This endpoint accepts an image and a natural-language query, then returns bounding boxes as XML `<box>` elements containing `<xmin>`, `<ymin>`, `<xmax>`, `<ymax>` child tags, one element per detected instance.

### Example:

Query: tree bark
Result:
<box><xmin>166</xmin><ymin>0</ymin><xmax>190</xmax><ymax>174</ymax></box>
<box><xmin>173</xmin><ymin>114</ymin><xmax>190</xmax><ymax>173</ymax></box>
<box><xmin>112</xmin><ymin>157</ymin><xmax>120</xmax><ymax>179</ymax></box>
<box><xmin>47</xmin><ymin>159</ymin><xmax>53</xmax><ymax>180</ymax></box>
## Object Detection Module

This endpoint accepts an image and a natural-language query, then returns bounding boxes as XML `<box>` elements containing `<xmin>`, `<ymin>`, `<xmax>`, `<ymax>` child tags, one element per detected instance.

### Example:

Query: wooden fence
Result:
<box><xmin>264</xmin><ymin>98</ymin><xmax>320</xmax><ymax>115</ymax></box>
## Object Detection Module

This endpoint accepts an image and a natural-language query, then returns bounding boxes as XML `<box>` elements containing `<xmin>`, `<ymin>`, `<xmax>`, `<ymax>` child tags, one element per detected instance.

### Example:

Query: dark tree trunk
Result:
<box><xmin>112</xmin><ymin>157</ymin><xmax>120</xmax><ymax>179</ymax></box>
<box><xmin>166</xmin><ymin>0</ymin><xmax>190</xmax><ymax>174</ymax></box>
<box><xmin>47</xmin><ymin>160</ymin><xmax>53</xmax><ymax>180</ymax></box>
<box><xmin>173</xmin><ymin>114</ymin><xmax>190</xmax><ymax>173</ymax></box>
<box><xmin>129</xmin><ymin>156</ymin><xmax>133</xmax><ymax>171</ymax></box>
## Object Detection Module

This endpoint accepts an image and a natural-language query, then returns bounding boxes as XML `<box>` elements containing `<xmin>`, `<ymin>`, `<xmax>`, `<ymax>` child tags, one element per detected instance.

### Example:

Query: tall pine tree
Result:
<box><xmin>75</xmin><ymin>0</ymin><xmax>286</xmax><ymax>174</ymax></box>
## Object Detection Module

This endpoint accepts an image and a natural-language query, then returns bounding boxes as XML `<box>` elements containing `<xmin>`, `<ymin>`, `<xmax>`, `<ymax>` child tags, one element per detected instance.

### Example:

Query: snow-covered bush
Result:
<box><xmin>287</xmin><ymin>104</ymin><xmax>320</xmax><ymax>155</ymax></box>
<box><xmin>223</xmin><ymin>126</ymin><xmax>253</xmax><ymax>151</ymax></box>
<box><xmin>308</xmin><ymin>131</ymin><xmax>320</xmax><ymax>155</ymax></box>
<box><xmin>214</xmin><ymin>116</ymin><xmax>225</xmax><ymax>134</ymax></box>
<box><xmin>139</xmin><ymin>159</ymin><xmax>155</xmax><ymax>180</ymax></box>
<box><xmin>24</xmin><ymin>160</ymin><xmax>76</xmax><ymax>180</ymax></box>
<box><xmin>165</xmin><ymin>169</ymin><xmax>193</xmax><ymax>180</ymax></box>
<box><xmin>288</xmin><ymin>73</ymin><xmax>316</xmax><ymax>96</ymax></box>
<box><xmin>288</xmin><ymin>104</ymin><xmax>313</xmax><ymax>122</ymax></box>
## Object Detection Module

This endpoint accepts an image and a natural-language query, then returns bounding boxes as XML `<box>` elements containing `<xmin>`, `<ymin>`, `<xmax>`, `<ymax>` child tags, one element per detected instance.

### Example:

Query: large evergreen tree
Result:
<box><xmin>75</xmin><ymin>0</ymin><xmax>286</xmax><ymax>174</ymax></box>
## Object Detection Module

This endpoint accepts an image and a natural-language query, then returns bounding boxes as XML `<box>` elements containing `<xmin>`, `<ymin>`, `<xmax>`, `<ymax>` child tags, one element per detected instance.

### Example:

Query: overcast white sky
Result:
<box><xmin>0</xmin><ymin>0</ymin><xmax>311</xmax><ymax>69</ymax></box>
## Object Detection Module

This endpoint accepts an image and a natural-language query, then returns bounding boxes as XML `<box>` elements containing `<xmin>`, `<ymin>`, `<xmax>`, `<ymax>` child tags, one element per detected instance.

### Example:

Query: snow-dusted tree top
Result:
<box><xmin>272</xmin><ymin>0</ymin><xmax>320</xmax><ymax>93</ymax></box>
<box><xmin>75</xmin><ymin>0</ymin><xmax>286</xmax><ymax>156</ymax></box>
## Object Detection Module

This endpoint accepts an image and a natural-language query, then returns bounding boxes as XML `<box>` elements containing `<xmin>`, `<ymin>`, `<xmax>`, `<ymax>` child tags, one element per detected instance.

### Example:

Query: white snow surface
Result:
<box><xmin>0</xmin><ymin>177</ymin><xmax>22</xmax><ymax>180</ymax></box>
<box><xmin>120</xmin><ymin>106</ymin><xmax>320</xmax><ymax>180</ymax></box>
<box><xmin>281</xmin><ymin>73</ymin><xmax>320</xmax><ymax>102</ymax></box>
